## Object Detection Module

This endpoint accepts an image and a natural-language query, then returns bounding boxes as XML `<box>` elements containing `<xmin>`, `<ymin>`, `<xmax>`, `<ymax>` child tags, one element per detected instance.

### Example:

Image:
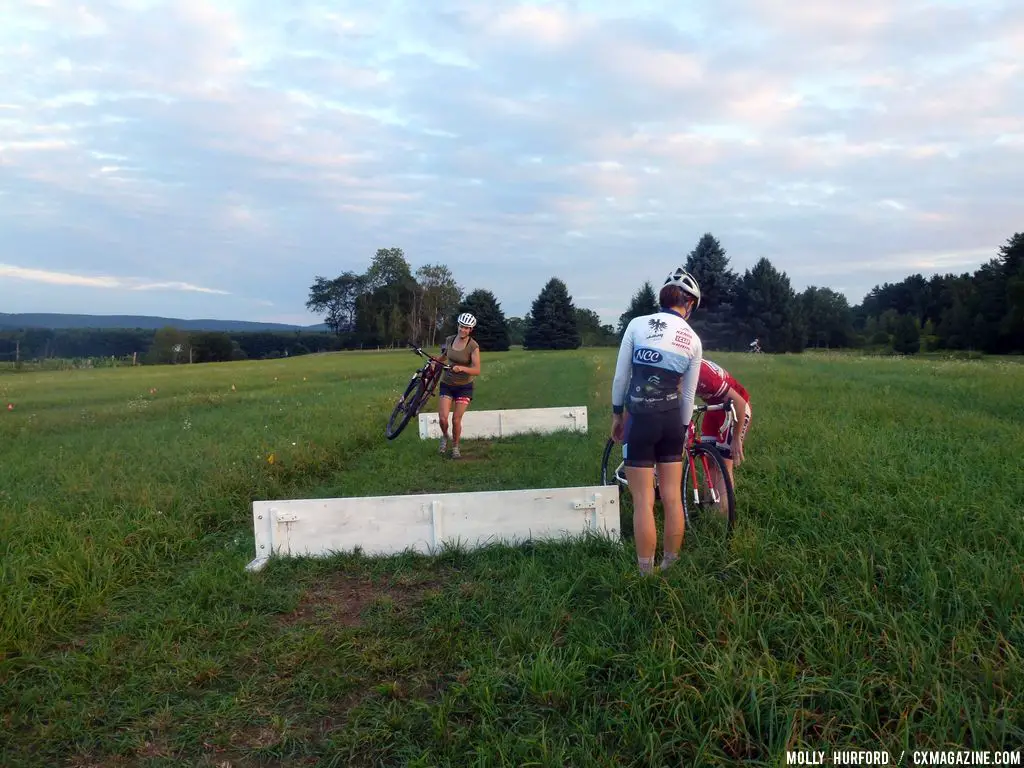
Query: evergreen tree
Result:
<box><xmin>684</xmin><ymin>232</ymin><xmax>739</xmax><ymax>312</ymax></box>
<box><xmin>455</xmin><ymin>289</ymin><xmax>511</xmax><ymax>352</ymax></box>
<box><xmin>892</xmin><ymin>313</ymin><xmax>921</xmax><ymax>354</ymax></box>
<box><xmin>523</xmin><ymin>278</ymin><xmax>581</xmax><ymax>350</ymax></box>
<box><xmin>734</xmin><ymin>257</ymin><xmax>805</xmax><ymax>353</ymax></box>
<box><xmin>998</xmin><ymin>232</ymin><xmax>1024</xmax><ymax>349</ymax></box>
<box><xmin>800</xmin><ymin>286</ymin><xmax>854</xmax><ymax>348</ymax></box>
<box><xmin>684</xmin><ymin>232</ymin><xmax>742</xmax><ymax>350</ymax></box>
<box><xmin>617</xmin><ymin>281</ymin><xmax>658</xmax><ymax>335</ymax></box>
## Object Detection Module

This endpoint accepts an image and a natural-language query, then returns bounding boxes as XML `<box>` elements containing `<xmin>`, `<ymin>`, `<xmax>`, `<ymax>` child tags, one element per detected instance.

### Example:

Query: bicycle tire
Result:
<box><xmin>385</xmin><ymin>374</ymin><xmax>425</xmax><ymax>440</ymax></box>
<box><xmin>415</xmin><ymin>370</ymin><xmax>441</xmax><ymax>412</ymax></box>
<box><xmin>682</xmin><ymin>442</ymin><xmax>736</xmax><ymax>534</ymax></box>
<box><xmin>600</xmin><ymin>437</ymin><xmax>616</xmax><ymax>485</ymax></box>
<box><xmin>600</xmin><ymin>437</ymin><xmax>662</xmax><ymax>500</ymax></box>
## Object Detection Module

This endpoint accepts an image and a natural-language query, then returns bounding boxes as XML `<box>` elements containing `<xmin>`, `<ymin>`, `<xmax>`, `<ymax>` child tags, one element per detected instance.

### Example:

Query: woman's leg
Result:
<box><xmin>621</xmin><ymin>415</ymin><xmax>659</xmax><ymax>574</ymax></box>
<box><xmin>451</xmin><ymin>397</ymin><xmax>471</xmax><ymax>457</ymax></box>
<box><xmin>656</xmin><ymin>460</ymin><xmax>684</xmax><ymax>566</ymax></box>
<box><xmin>624</xmin><ymin>465</ymin><xmax>657</xmax><ymax>573</ymax></box>
<box><xmin>717</xmin><ymin>405</ymin><xmax>750</xmax><ymax>509</ymax></box>
<box><xmin>720</xmin><ymin>458</ymin><xmax>734</xmax><ymax>502</ymax></box>
<box><xmin>438</xmin><ymin>393</ymin><xmax>452</xmax><ymax>452</ymax></box>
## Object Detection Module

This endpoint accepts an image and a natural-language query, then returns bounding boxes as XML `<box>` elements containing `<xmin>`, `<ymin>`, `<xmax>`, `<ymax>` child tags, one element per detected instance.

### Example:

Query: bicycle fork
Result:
<box><xmin>688</xmin><ymin>452</ymin><xmax>722</xmax><ymax>507</ymax></box>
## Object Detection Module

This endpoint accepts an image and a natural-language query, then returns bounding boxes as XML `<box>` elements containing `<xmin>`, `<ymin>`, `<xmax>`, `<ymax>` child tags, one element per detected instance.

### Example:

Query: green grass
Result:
<box><xmin>1</xmin><ymin>348</ymin><xmax>1022</xmax><ymax>766</ymax></box>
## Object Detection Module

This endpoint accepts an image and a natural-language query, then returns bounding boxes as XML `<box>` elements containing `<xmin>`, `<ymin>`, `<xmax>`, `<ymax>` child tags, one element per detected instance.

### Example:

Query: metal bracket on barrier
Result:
<box><xmin>562</xmin><ymin>408</ymin><xmax>585</xmax><ymax>431</ymax></box>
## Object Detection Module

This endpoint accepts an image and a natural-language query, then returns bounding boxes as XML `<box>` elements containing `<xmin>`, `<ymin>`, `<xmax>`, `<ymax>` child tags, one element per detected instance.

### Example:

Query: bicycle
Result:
<box><xmin>385</xmin><ymin>342</ymin><xmax>454</xmax><ymax>440</ymax></box>
<box><xmin>599</xmin><ymin>401</ymin><xmax>737</xmax><ymax>537</ymax></box>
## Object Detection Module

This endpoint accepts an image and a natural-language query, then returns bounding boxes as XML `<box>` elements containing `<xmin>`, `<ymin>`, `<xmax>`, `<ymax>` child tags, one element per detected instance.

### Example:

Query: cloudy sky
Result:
<box><xmin>2</xmin><ymin>0</ymin><xmax>1021</xmax><ymax>326</ymax></box>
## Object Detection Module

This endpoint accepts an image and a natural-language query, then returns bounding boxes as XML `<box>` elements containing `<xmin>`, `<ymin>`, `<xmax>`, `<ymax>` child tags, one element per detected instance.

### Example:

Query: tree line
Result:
<box><xmin>2</xmin><ymin>232</ymin><xmax>1020</xmax><ymax>365</ymax></box>
<box><xmin>659</xmin><ymin>230</ymin><xmax>1024</xmax><ymax>355</ymax></box>
<box><xmin>304</xmin><ymin>233</ymin><xmax>1023</xmax><ymax>356</ymax></box>
<box><xmin>0</xmin><ymin>327</ymin><xmax>345</xmax><ymax>366</ymax></box>
<box><xmin>304</xmin><ymin>246</ymin><xmax>618</xmax><ymax>352</ymax></box>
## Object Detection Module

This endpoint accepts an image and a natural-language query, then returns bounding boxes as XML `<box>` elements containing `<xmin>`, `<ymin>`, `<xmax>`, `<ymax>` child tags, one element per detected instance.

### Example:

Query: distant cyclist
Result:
<box><xmin>611</xmin><ymin>267</ymin><xmax>703</xmax><ymax>575</ymax></box>
<box><xmin>436</xmin><ymin>312</ymin><xmax>482</xmax><ymax>459</ymax></box>
<box><xmin>696</xmin><ymin>358</ymin><xmax>752</xmax><ymax>494</ymax></box>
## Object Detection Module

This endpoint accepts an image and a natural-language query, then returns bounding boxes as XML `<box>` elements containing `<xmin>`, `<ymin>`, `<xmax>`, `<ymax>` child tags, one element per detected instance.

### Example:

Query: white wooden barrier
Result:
<box><xmin>417</xmin><ymin>405</ymin><xmax>588</xmax><ymax>440</ymax></box>
<box><xmin>245</xmin><ymin>484</ymin><xmax>619</xmax><ymax>572</ymax></box>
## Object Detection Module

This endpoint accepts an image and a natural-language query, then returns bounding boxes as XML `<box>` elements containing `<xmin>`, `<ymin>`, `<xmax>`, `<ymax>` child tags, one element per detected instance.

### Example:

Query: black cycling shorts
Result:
<box><xmin>439</xmin><ymin>381</ymin><xmax>474</xmax><ymax>403</ymax></box>
<box><xmin>623</xmin><ymin>411</ymin><xmax>686</xmax><ymax>467</ymax></box>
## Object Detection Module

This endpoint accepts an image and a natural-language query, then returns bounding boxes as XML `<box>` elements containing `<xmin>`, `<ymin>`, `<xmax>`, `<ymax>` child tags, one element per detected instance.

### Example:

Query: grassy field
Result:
<box><xmin>1</xmin><ymin>347</ymin><xmax>1022</xmax><ymax>767</ymax></box>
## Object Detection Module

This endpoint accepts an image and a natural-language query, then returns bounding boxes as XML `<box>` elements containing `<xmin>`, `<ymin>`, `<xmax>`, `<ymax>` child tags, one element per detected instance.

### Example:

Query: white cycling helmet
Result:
<box><xmin>664</xmin><ymin>267</ymin><xmax>701</xmax><ymax>310</ymax></box>
<box><xmin>457</xmin><ymin>311</ymin><xmax>477</xmax><ymax>328</ymax></box>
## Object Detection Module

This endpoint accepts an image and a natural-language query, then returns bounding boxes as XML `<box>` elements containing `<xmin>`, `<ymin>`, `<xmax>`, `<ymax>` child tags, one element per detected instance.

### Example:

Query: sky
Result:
<box><xmin>1</xmin><ymin>0</ymin><xmax>1021</xmax><ymax>327</ymax></box>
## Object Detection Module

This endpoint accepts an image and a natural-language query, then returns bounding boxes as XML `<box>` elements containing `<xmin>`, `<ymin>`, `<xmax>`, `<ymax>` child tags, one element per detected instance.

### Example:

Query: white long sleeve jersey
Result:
<box><xmin>611</xmin><ymin>310</ymin><xmax>703</xmax><ymax>424</ymax></box>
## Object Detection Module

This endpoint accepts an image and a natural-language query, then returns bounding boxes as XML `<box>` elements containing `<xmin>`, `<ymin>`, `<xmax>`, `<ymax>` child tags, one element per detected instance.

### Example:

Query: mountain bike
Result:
<box><xmin>385</xmin><ymin>342</ymin><xmax>453</xmax><ymax>440</ymax></box>
<box><xmin>599</xmin><ymin>401</ymin><xmax>737</xmax><ymax>537</ymax></box>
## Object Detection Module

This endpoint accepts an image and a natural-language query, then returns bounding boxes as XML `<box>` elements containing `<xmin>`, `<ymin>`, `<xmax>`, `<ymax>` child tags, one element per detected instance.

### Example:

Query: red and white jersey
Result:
<box><xmin>696</xmin><ymin>359</ymin><xmax>749</xmax><ymax>405</ymax></box>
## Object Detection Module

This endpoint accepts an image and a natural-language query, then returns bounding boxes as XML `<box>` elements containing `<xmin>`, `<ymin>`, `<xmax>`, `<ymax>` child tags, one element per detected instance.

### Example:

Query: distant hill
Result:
<box><xmin>0</xmin><ymin>312</ymin><xmax>330</xmax><ymax>333</ymax></box>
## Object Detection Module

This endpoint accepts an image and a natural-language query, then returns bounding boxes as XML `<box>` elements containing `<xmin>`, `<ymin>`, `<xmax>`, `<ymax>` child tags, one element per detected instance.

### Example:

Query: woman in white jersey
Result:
<box><xmin>611</xmin><ymin>267</ymin><xmax>703</xmax><ymax>575</ymax></box>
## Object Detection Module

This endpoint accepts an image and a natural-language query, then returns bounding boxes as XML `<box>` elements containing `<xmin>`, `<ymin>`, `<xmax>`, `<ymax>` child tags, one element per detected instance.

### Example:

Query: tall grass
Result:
<box><xmin>1</xmin><ymin>349</ymin><xmax>1021</xmax><ymax>766</ymax></box>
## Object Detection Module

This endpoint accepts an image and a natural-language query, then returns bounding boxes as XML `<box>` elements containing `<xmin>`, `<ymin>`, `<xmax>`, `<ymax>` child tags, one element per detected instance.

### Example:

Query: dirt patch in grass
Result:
<box><xmin>66</xmin><ymin>758</ymin><xmax>131</xmax><ymax>768</ymax></box>
<box><xmin>228</xmin><ymin>725</ymin><xmax>281</xmax><ymax>751</ymax></box>
<box><xmin>445</xmin><ymin>440</ymin><xmax>494</xmax><ymax>462</ymax></box>
<box><xmin>278</xmin><ymin>571</ymin><xmax>448</xmax><ymax>629</ymax></box>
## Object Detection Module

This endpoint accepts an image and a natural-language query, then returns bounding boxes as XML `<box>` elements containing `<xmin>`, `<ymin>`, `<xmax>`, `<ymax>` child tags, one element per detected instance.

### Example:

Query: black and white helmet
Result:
<box><xmin>457</xmin><ymin>312</ymin><xmax>477</xmax><ymax>328</ymax></box>
<box><xmin>664</xmin><ymin>267</ymin><xmax>701</xmax><ymax>310</ymax></box>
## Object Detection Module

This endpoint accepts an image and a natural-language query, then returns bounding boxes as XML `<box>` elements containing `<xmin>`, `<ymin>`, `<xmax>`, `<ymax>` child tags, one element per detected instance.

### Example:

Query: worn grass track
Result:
<box><xmin>1</xmin><ymin>349</ymin><xmax>1022</xmax><ymax>767</ymax></box>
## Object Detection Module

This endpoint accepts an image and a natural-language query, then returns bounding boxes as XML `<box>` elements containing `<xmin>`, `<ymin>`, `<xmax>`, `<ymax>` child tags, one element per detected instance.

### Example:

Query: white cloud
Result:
<box><xmin>0</xmin><ymin>0</ymin><xmax>1020</xmax><ymax>322</ymax></box>
<box><xmin>0</xmin><ymin>264</ymin><xmax>230</xmax><ymax>295</ymax></box>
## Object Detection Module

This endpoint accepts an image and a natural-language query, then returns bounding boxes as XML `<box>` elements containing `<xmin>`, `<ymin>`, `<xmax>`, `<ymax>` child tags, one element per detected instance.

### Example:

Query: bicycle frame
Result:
<box><xmin>384</xmin><ymin>343</ymin><xmax>454</xmax><ymax>440</ymax></box>
<box><xmin>685</xmin><ymin>400</ymin><xmax>737</xmax><ymax>508</ymax></box>
<box><xmin>602</xmin><ymin>399</ymin><xmax>737</xmax><ymax>528</ymax></box>
<box><xmin>411</xmin><ymin>345</ymin><xmax>450</xmax><ymax>396</ymax></box>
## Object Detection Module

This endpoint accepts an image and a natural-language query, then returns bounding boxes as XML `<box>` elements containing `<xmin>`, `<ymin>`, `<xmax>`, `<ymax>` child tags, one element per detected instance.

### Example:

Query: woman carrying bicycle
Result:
<box><xmin>435</xmin><ymin>312</ymin><xmax>482</xmax><ymax>459</ymax></box>
<box><xmin>611</xmin><ymin>267</ymin><xmax>703</xmax><ymax>575</ymax></box>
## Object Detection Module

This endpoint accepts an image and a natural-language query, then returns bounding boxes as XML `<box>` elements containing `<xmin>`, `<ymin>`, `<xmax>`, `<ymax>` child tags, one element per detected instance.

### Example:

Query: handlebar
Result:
<box><xmin>691</xmin><ymin>399</ymin><xmax>738</xmax><ymax>430</ymax></box>
<box><xmin>408</xmin><ymin>342</ymin><xmax>454</xmax><ymax>371</ymax></box>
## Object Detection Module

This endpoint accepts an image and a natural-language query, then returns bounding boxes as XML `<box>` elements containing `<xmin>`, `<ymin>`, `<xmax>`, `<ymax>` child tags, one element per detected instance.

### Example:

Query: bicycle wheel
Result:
<box><xmin>600</xmin><ymin>438</ymin><xmax>634</xmax><ymax>539</ymax></box>
<box><xmin>682</xmin><ymin>442</ymin><xmax>736</xmax><ymax>535</ymax></box>
<box><xmin>385</xmin><ymin>373</ymin><xmax>426</xmax><ymax>440</ymax></box>
<box><xmin>600</xmin><ymin>439</ymin><xmax>661</xmax><ymax>498</ymax></box>
<box><xmin>599</xmin><ymin>437</ymin><xmax>621</xmax><ymax>485</ymax></box>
